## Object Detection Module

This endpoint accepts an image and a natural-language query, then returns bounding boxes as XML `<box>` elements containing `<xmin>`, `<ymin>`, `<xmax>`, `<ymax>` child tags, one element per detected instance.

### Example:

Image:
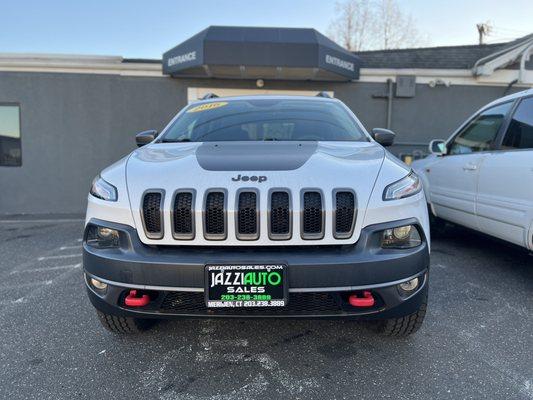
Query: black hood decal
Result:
<box><xmin>196</xmin><ymin>142</ymin><xmax>317</xmax><ymax>171</ymax></box>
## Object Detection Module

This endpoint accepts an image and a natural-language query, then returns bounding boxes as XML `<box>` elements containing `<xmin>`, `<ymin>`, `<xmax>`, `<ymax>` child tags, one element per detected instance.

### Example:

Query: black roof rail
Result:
<box><xmin>315</xmin><ymin>91</ymin><xmax>332</xmax><ymax>98</ymax></box>
<box><xmin>201</xmin><ymin>93</ymin><xmax>219</xmax><ymax>100</ymax></box>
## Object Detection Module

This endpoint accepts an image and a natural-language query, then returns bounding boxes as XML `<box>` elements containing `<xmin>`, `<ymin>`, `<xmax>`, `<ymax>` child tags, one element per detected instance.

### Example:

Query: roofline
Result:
<box><xmin>353</xmin><ymin>33</ymin><xmax>533</xmax><ymax>55</ymax></box>
<box><xmin>0</xmin><ymin>52</ymin><xmax>531</xmax><ymax>86</ymax></box>
<box><xmin>0</xmin><ymin>52</ymin><xmax>163</xmax><ymax>76</ymax></box>
<box><xmin>0</xmin><ymin>52</ymin><xmax>123</xmax><ymax>63</ymax></box>
<box><xmin>122</xmin><ymin>58</ymin><xmax>162</xmax><ymax>64</ymax></box>
<box><xmin>473</xmin><ymin>35</ymin><xmax>533</xmax><ymax>76</ymax></box>
<box><xmin>207</xmin><ymin>24</ymin><xmax>318</xmax><ymax>30</ymax></box>
<box><xmin>354</xmin><ymin>33</ymin><xmax>533</xmax><ymax>79</ymax></box>
<box><xmin>0</xmin><ymin>53</ymin><xmax>162</xmax><ymax>65</ymax></box>
<box><xmin>354</xmin><ymin>42</ymin><xmax>503</xmax><ymax>54</ymax></box>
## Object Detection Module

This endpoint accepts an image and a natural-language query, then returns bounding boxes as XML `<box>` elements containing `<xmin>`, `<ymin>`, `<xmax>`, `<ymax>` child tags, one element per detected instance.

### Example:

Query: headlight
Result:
<box><xmin>383</xmin><ymin>171</ymin><xmax>422</xmax><ymax>201</ymax></box>
<box><xmin>381</xmin><ymin>224</ymin><xmax>422</xmax><ymax>249</ymax></box>
<box><xmin>86</xmin><ymin>225</ymin><xmax>120</xmax><ymax>248</ymax></box>
<box><xmin>90</xmin><ymin>176</ymin><xmax>117</xmax><ymax>201</ymax></box>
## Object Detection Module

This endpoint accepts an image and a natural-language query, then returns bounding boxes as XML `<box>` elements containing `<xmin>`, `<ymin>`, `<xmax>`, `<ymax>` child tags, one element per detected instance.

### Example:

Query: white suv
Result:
<box><xmin>84</xmin><ymin>94</ymin><xmax>430</xmax><ymax>336</ymax></box>
<box><xmin>413</xmin><ymin>89</ymin><xmax>533</xmax><ymax>250</ymax></box>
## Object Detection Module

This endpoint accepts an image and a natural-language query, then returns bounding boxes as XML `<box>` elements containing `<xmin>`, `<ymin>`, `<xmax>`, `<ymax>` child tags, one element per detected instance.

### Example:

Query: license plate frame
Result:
<box><xmin>205</xmin><ymin>264</ymin><xmax>288</xmax><ymax>308</ymax></box>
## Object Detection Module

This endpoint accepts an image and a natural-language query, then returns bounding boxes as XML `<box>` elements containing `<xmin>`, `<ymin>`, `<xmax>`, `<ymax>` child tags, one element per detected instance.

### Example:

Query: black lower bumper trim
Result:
<box><xmin>86</xmin><ymin>270</ymin><xmax>428</xmax><ymax>319</ymax></box>
<box><xmin>84</xmin><ymin>217</ymin><xmax>429</xmax><ymax>320</ymax></box>
<box><xmin>83</xmin><ymin>217</ymin><xmax>429</xmax><ymax>290</ymax></box>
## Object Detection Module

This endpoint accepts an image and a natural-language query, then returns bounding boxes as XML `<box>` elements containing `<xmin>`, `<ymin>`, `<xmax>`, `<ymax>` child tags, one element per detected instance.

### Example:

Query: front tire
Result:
<box><xmin>372</xmin><ymin>292</ymin><xmax>427</xmax><ymax>337</ymax></box>
<box><xmin>96</xmin><ymin>310</ymin><xmax>155</xmax><ymax>334</ymax></box>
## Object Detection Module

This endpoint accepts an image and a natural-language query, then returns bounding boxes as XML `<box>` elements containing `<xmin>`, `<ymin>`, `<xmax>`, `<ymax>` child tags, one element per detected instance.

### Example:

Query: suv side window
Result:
<box><xmin>448</xmin><ymin>102</ymin><xmax>513</xmax><ymax>155</ymax></box>
<box><xmin>501</xmin><ymin>97</ymin><xmax>533</xmax><ymax>150</ymax></box>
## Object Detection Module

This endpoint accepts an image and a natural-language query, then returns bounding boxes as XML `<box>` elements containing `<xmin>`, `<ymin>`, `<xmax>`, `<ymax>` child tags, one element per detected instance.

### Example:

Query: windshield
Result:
<box><xmin>160</xmin><ymin>98</ymin><xmax>368</xmax><ymax>142</ymax></box>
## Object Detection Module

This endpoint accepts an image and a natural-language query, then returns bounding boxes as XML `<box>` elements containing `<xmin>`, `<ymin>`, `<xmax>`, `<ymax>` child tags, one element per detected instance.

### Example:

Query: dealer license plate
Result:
<box><xmin>205</xmin><ymin>264</ymin><xmax>287</xmax><ymax>308</ymax></box>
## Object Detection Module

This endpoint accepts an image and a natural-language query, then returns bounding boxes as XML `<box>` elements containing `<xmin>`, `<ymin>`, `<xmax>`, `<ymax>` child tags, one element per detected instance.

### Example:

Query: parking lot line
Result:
<box><xmin>38</xmin><ymin>254</ymin><xmax>81</xmax><ymax>261</ymax></box>
<box><xmin>0</xmin><ymin>263</ymin><xmax>82</xmax><ymax>315</ymax></box>
<box><xmin>0</xmin><ymin>218</ymin><xmax>84</xmax><ymax>224</ymax></box>
<box><xmin>0</xmin><ymin>297</ymin><xmax>27</xmax><ymax>306</ymax></box>
<box><xmin>1</xmin><ymin>280</ymin><xmax>53</xmax><ymax>290</ymax></box>
<box><xmin>10</xmin><ymin>263</ymin><xmax>81</xmax><ymax>274</ymax></box>
<box><xmin>59</xmin><ymin>245</ymin><xmax>81</xmax><ymax>251</ymax></box>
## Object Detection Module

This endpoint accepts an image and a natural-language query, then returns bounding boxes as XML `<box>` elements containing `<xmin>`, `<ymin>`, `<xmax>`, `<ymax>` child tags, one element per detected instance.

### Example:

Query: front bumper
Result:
<box><xmin>84</xmin><ymin>218</ymin><xmax>429</xmax><ymax>319</ymax></box>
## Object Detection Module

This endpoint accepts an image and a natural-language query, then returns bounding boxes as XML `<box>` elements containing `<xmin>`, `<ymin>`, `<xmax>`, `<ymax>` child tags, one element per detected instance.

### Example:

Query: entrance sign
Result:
<box><xmin>163</xmin><ymin>26</ymin><xmax>361</xmax><ymax>81</ymax></box>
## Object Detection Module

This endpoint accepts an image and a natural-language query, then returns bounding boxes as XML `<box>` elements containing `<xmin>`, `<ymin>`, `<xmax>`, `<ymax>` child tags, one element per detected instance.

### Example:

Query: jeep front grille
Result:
<box><xmin>172</xmin><ymin>191</ymin><xmax>194</xmax><ymax>240</ymax></box>
<box><xmin>139</xmin><ymin>188</ymin><xmax>358</xmax><ymax>243</ymax></box>
<box><xmin>269</xmin><ymin>191</ymin><xmax>291</xmax><ymax>240</ymax></box>
<box><xmin>204</xmin><ymin>191</ymin><xmax>226</xmax><ymax>240</ymax></box>
<box><xmin>301</xmin><ymin>191</ymin><xmax>324</xmax><ymax>240</ymax></box>
<box><xmin>237</xmin><ymin>191</ymin><xmax>259</xmax><ymax>240</ymax></box>
<box><xmin>141</xmin><ymin>191</ymin><xmax>164</xmax><ymax>239</ymax></box>
<box><xmin>334</xmin><ymin>191</ymin><xmax>356</xmax><ymax>239</ymax></box>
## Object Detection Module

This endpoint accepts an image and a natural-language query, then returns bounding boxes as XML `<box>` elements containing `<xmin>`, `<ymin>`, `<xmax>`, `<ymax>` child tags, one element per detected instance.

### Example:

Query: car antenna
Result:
<box><xmin>201</xmin><ymin>93</ymin><xmax>219</xmax><ymax>100</ymax></box>
<box><xmin>315</xmin><ymin>91</ymin><xmax>331</xmax><ymax>98</ymax></box>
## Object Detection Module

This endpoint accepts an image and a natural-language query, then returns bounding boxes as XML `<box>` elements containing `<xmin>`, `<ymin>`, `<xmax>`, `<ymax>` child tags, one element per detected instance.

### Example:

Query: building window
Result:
<box><xmin>0</xmin><ymin>104</ymin><xmax>21</xmax><ymax>166</ymax></box>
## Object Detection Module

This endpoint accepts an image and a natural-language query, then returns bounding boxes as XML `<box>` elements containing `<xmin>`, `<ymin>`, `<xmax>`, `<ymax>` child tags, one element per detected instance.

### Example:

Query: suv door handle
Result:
<box><xmin>462</xmin><ymin>163</ymin><xmax>478</xmax><ymax>171</ymax></box>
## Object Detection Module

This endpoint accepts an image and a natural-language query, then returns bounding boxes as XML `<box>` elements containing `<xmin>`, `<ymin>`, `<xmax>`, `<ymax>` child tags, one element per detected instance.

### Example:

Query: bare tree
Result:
<box><xmin>328</xmin><ymin>0</ymin><xmax>426</xmax><ymax>51</ymax></box>
<box><xmin>327</xmin><ymin>0</ymin><xmax>373</xmax><ymax>51</ymax></box>
<box><xmin>375</xmin><ymin>0</ymin><xmax>425</xmax><ymax>49</ymax></box>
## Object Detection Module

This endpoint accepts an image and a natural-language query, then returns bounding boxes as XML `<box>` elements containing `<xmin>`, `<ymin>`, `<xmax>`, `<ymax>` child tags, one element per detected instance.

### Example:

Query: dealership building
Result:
<box><xmin>1</xmin><ymin>26</ymin><xmax>532</xmax><ymax>216</ymax></box>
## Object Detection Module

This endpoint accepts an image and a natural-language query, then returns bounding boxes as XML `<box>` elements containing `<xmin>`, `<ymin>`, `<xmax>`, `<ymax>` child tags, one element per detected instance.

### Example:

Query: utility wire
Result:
<box><xmin>491</xmin><ymin>26</ymin><xmax>529</xmax><ymax>34</ymax></box>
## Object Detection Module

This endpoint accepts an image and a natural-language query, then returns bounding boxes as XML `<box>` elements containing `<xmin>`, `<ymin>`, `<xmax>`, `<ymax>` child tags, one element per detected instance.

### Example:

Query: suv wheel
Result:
<box><xmin>96</xmin><ymin>310</ymin><xmax>155</xmax><ymax>334</ymax></box>
<box><xmin>372</xmin><ymin>292</ymin><xmax>427</xmax><ymax>337</ymax></box>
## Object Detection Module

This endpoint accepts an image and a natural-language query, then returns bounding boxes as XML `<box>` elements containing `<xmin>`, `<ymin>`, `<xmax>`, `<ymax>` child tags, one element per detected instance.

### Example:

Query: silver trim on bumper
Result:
<box><xmin>84</xmin><ymin>270</ymin><xmax>426</xmax><ymax>294</ymax></box>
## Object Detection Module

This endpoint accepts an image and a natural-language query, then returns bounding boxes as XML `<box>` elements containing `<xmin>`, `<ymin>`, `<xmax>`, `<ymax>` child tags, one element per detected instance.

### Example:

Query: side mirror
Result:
<box><xmin>428</xmin><ymin>139</ymin><xmax>446</xmax><ymax>155</ymax></box>
<box><xmin>371</xmin><ymin>128</ymin><xmax>395</xmax><ymax>147</ymax></box>
<box><xmin>135</xmin><ymin>130</ymin><xmax>158</xmax><ymax>147</ymax></box>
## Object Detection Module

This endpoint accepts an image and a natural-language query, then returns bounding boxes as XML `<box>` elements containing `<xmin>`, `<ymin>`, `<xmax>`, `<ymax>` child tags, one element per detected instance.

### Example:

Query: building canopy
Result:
<box><xmin>162</xmin><ymin>26</ymin><xmax>360</xmax><ymax>81</ymax></box>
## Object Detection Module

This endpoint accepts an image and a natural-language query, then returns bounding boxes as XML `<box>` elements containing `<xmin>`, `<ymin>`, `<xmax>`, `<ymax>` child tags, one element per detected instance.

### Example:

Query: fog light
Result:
<box><xmin>86</xmin><ymin>225</ymin><xmax>120</xmax><ymax>248</ymax></box>
<box><xmin>90</xmin><ymin>278</ymin><xmax>108</xmax><ymax>291</ymax></box>
<box><xmin>399</xmin><ymin>277</ymin><xmax>419</xmax><ymax>292</ymax></box>
<box><xmin>381</xmin><ymin>224</ymin><xmax>422</xmax><ymax>249</ymax></box>
<box><xmin>97</xmin><ymin>227</ymin><xmax>115</xmax><ymax>239</ymax></box>
<box><xmin>393</xmin><ymin>225</ymin><xmax>411</xmax><ymax>240</ymax></box>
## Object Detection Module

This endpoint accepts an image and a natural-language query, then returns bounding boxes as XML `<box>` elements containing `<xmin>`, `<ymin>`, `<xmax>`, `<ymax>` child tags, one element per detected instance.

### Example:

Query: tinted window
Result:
<box><xmin>502</xmin><ymin>97</ymin><xmax>533</xmax><ymax>150</ymax></box>
<box><xmin>449</xmin><ymin>102</ymin><xmax>512</xmax><ymax>155</ymax></box>
<box><xmin>0</xmin><ymin>105</ymin><xmax>21</xmax><ymax>166</ymax></box>
<box><xmin>161</xmin><ymin>99</ymin><xmax>367</xmax><ymax>142</ymax></box>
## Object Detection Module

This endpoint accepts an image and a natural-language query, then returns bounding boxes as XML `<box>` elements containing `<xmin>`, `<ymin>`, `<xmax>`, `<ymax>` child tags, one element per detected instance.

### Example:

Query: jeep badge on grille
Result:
<box><xmin>231</xmin><ymin>174</ymin><xmax>267</xmax><ymax>183</ymax></box>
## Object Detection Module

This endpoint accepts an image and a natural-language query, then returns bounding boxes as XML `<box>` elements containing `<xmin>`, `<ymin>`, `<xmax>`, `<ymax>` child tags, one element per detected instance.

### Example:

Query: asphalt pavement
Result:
<box><xmin>0</xmin><ymin>218</ymin><xmax>531</xmax><ymax>400</ymax></box>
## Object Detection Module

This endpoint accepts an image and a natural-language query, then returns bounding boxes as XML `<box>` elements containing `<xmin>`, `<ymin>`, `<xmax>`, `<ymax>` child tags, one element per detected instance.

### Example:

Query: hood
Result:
<box><xmin>126</xmin><ymin>140</ymin><xmax>385</xmax><ymax>191</ymax></box>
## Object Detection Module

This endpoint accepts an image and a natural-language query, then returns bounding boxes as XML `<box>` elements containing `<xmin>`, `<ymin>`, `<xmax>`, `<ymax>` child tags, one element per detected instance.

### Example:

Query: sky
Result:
<box><xmin>0</xmin><ymin>0</ymin><xmax>532</xmax><ymax>58</ymax></box>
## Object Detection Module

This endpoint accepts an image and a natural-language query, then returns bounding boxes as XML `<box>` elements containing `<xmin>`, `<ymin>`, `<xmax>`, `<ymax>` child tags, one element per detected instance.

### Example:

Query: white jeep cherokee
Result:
<box><xmin>84</xmin><ymin>94</ymin><xmax>430</xmax><ymax>336</ymax></box>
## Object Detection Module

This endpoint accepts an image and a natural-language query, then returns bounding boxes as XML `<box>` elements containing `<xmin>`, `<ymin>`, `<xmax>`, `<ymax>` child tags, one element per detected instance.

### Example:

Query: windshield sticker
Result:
<box><xmin>187</xmin><ymin>102</ymin><xmax>228</xmax><ymax>113</ymax></box>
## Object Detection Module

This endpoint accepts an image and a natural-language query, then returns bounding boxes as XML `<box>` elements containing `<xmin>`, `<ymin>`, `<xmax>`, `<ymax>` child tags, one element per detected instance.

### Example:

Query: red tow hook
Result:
<box><xmin>124</xmin><ymin>290</ymin><xmax>150</xmax><ymax>307</ymax></box>
<box><xmin>348</xmin><ymin>291</ymin><xmax>375</xmax><ymax>308</ymax></box>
